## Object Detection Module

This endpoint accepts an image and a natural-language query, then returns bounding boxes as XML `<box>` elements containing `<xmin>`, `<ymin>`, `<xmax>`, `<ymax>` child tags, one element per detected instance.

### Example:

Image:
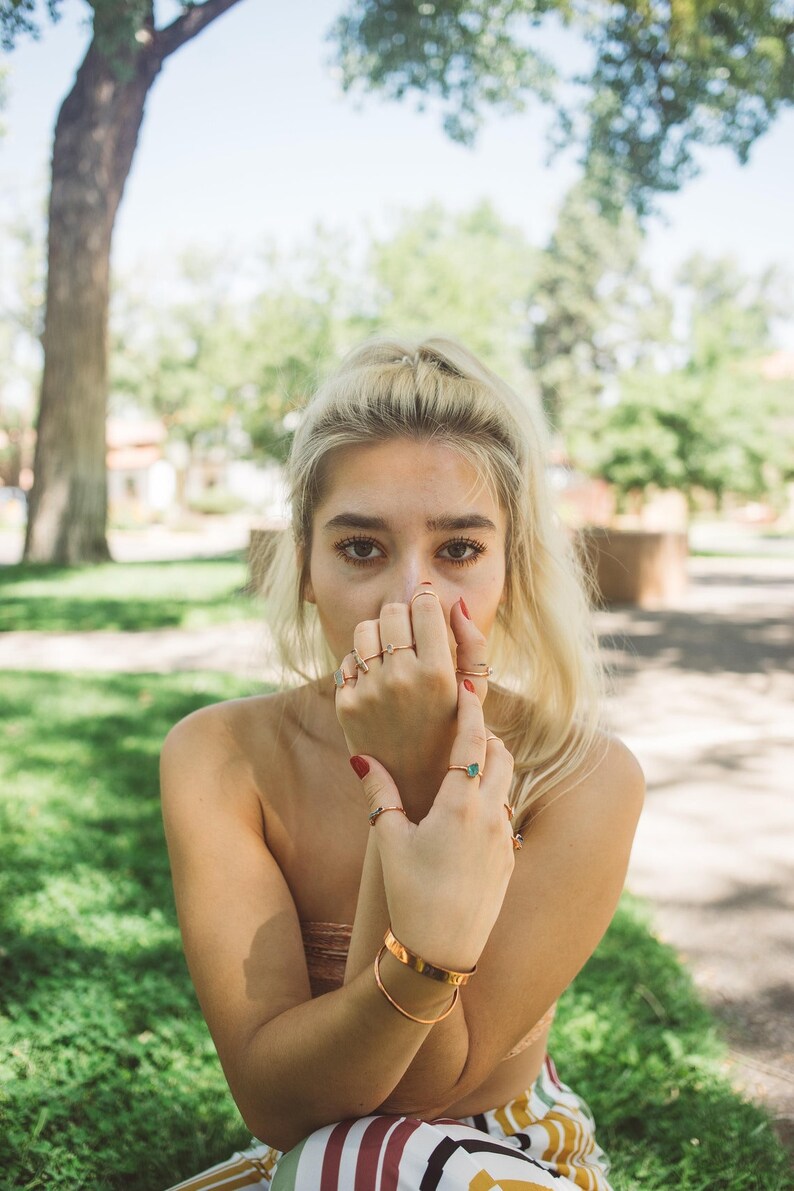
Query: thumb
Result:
<box><xmin>349</xmin><ymin>754</ymin><xmax>410</xmax><ymax>831</ymax></box>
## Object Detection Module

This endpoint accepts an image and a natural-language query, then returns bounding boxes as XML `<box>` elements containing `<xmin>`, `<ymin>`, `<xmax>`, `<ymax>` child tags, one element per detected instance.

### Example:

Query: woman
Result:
<box><xmin>161</xmin><ymin>337</ymin><xmax>644</xmax><ymax>1191</ymax></box>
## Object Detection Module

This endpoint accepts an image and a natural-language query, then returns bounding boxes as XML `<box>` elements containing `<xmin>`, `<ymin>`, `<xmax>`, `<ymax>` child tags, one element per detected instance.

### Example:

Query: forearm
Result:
<box><xmin>235</xmin><ymin>950</ymin><xmax>456</xmax><ymax>1151</ymax></box>
<box><xmin>343</xmin><ymin>830</ymin><xmax>470</xmax><ymax>1114</ymax></box>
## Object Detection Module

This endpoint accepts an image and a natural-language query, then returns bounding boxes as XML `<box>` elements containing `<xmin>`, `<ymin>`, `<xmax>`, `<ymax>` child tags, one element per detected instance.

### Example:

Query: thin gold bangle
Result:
<box><xmin>384</xmin><ymin>928</ymin><xmax>476</xmax><ymax>986</ymax></box>
<box><xmin>374</xmin><ymin>947</ymin><xmax>459</xmax><ymax>1024</ymax></box>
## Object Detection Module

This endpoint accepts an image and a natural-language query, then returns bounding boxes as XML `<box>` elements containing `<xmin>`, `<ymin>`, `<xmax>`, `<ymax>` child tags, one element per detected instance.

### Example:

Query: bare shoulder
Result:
<box><xmin>524</xmin><ymin>732</ymin><xmax>645</xmax><ymax>868</ymax></box>
<box><xmin>160</xmin><ymin>687</ymin><xmax>302</xmax><ymax>795</ymax></box>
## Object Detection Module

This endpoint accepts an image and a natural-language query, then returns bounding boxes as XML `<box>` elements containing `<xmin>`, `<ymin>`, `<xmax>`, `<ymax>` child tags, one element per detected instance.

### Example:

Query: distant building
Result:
<box><xmin>106</xmin><ymin>418</ymin><xmax>175</xmax><ymax>519</ymax></box>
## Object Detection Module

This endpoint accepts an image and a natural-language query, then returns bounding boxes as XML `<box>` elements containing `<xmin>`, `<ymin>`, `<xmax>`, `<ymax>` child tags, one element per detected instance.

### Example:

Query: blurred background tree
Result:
<box><xmin>579</xmin><ymin>254</ymin><xmax>793</xmax><ymax>512</ymax></box>
<box><xmin>1</xmin><ymin>0</ymin><xmax>247</xmax><ymax>564</ymax></box>
<box><xmin>332</xmin><ymin>0</ymin><xmax>794</xmax><ymax>215</ymax></box>
<box><xmin>3</xmin><ymin>0</ymin><xmax>792</xmax><ymax>562</ymax></box>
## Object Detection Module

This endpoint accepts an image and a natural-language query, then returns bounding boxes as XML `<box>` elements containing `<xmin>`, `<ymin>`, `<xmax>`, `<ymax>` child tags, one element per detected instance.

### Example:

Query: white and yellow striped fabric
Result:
<box><xmin>165</xmin><ymin>1056</ymin><xmax>613</xmax><ymax>1191</ymax></box>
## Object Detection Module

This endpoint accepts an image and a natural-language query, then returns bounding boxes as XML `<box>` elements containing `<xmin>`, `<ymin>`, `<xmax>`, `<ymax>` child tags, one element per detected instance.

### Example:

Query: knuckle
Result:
<box><xmin>380</xmin><ymin>602</ymin><xmax>405</xmax><ymax>618</ymax></box>
<box><xmin>468</xmin><ymin>727</ymin><xmax>488</xmax><ymax>751</ymax></box>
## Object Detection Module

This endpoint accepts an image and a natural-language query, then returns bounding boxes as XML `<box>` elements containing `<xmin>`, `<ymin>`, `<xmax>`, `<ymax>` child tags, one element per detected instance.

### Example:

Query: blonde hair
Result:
<box><xmin>261</xmin><ymin>335</ymin><xmax>604</xmax><ymax>827</ymax></box>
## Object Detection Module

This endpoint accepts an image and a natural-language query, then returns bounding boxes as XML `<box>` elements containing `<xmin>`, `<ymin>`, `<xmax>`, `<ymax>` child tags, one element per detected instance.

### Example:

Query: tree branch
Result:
<box><xmin>157</xmin><ymin>0</ymin><xmax>246</xmax><ymax>61</ymax></box>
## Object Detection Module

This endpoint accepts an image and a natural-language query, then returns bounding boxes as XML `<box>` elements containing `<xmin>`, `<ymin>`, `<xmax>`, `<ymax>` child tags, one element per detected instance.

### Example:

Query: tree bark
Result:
<box><xmin>23</xmin><ymin>0</ymin><xmax>245</xmax><ymax>564</ymax></box>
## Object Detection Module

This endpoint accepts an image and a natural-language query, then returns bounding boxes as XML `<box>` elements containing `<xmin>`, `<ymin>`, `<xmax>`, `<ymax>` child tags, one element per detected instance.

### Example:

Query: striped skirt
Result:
<box><xmin>166</xmin><ymin>1056</ymin><xmax>613</xmax><ymax>1191</ymax></box>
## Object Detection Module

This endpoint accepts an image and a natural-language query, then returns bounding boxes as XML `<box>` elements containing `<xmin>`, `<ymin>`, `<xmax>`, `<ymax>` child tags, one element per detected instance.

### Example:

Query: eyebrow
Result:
<box><xmin>322</xmin><ymin>513</ymin><xmax>499</xmax><ymax>533</ymax></box>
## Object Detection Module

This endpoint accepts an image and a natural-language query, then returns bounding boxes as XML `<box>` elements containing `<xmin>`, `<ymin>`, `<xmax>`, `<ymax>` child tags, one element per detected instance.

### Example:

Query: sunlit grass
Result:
<box><xmin>1</xmin><ymin>671</ymin><xmax>790</xmax><ymax>1189</ymax></box>
<box><xmin>0</xmin><ymin>556</ymin><xmax>257</xmax><ymax>631</ymax></box>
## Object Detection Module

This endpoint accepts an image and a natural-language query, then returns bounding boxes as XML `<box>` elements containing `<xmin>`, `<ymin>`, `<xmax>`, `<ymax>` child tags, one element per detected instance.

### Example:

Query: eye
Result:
<box><xmin>437</xmin><ymin>538</ymin><xmax>487</xmax><ymax>566</ymax></box>
<box><xmin>334</xmin><ymin>536</ymin><xmax>385</xmax><ymax>566</ymax></box>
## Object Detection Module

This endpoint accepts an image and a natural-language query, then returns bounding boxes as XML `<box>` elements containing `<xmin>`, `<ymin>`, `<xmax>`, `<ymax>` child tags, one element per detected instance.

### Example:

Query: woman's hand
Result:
<box><xmin>335</xmin><ymin>587</ymin><xmax>492</xmax><ymax>817</ymax></box>
<box><xmin>349</xmin><ymin>680</ymin><xmax>516</xmax><ymax>973</ymax></box>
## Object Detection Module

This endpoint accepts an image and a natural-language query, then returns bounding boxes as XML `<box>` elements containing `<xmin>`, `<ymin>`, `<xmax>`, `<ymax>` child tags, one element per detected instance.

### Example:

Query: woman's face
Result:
<box><xmin>305</xmin><ymin>438</ymin><xmax>508</xmax><ymax>663</ymax></box>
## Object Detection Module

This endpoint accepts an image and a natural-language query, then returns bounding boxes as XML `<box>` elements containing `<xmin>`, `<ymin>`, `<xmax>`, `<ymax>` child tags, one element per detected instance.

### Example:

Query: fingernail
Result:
<box><xmin>349</xmin><ymin>755</ymin><xmax>370</xmax><ymax>779</ymax></box>
<box><xmin>459</xmin><ymin>597</ymin><xmax>471</xmax><ymax>620</ymax></box>
<box><xmin>463</xmin><ymin>679</ymin><xmax>475</xmax><ymax>694</ymax></box>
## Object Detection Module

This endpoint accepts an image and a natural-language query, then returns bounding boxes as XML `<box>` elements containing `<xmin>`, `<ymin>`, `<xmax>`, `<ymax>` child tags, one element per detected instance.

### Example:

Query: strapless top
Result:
<box><xmin>300</xmin><ymin>920</ymin><xmax>555</xmax><ymax>1061</ymax></box>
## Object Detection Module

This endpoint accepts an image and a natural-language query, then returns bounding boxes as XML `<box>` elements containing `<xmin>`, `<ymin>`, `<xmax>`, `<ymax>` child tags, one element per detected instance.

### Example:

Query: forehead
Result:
<box><xmin>315</xmin><ymin>439</ymin><xmax>501</xmax><ymax>522</ymax></box>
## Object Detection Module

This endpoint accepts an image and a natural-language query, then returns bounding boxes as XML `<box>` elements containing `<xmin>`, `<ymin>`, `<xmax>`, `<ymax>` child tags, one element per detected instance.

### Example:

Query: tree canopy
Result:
<box><xmin>330</xmin><ymin>0</ymin><xmax>794</xmax><ymax>214</ymax></box>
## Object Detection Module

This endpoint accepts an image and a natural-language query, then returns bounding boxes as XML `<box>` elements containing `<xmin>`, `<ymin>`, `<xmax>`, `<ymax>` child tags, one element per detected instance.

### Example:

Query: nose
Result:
<box><xmin>388</xmin><ymin>558</ymin><xmax>430</xmax><ymax>606</ymax></box>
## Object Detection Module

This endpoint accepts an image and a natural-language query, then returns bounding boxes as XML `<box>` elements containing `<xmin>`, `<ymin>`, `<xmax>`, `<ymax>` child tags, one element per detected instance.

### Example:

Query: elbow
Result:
<box><xmin>237</xmin><ymin>1097</ymin><xmax>305</xmax><ymax>1155</ymax></box>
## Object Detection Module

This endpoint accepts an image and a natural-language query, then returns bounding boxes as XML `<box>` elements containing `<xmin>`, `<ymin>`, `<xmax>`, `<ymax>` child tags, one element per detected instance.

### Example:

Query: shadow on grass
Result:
<box><xmin>0</xmin><ymin>556</ymin><xmax>254</xmax><ymax>633</ymax></box>
<box><xmin>1</xmin><ymin>673</ymin><xmax>790</xmax><ymax>1189</ymax></box>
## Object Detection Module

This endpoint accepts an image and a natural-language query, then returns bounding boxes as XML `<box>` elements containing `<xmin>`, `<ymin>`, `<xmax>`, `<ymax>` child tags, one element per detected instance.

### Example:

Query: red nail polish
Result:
<box><xmin>463</xmin><ymin>679</ymin><xmax>475</xmax><ymax>694</ymax></box>
<box><xmin>459</xmin><ymin>597</ymin><xmax>471</xmax><ymax>620</ymax></box>
<box><xmin>349</xmin><ymin>755</ymin><xmax>370</xmax><ymax>779</ymax></box>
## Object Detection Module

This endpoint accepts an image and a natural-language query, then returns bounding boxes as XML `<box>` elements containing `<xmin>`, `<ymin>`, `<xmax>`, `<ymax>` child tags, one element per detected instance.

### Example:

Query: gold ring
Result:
<box><xmin>352</xmin><ymin>647</ymin><xmax>372</xmax><ymax>672</ymax></box>
<box><xmin>410</xmin><ymin>590</ymin><xmax>440</xmax><ymax>608</ymax></box>
<box><xmin>382</xmin><ymin>642</ymin><xmax>416</xmax><ymax>655</ymax></box>
<box><xmin>333</xmin><ymin>668</ymin><xmax>355</xmax><ymax>688</ymax></box>
<box><xmin>368</xmin><ymin>806</ymin><xmax>409</xmax><ymax>826</ymax></box>
<box><xmin>456</xmin><ymin>666</ymin><xmax>494</xmax><ymax>678</ymax></box>
<box><xmin>448</xmin><ymin>762</ymin><xmax>484</xmax><ymax>779</ymax></box>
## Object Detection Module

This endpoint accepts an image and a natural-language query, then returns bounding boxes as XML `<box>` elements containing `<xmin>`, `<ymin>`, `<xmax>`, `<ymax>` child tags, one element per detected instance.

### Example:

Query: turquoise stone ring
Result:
<box><xmin>448</xmin><ymin>762</ymin><xmax>484</xmax><ymax>778</ymax></box>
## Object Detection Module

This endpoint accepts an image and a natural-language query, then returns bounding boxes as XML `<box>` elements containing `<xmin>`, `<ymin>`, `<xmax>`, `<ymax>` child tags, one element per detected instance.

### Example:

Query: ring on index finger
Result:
<box><xmin>447</xmin><ymin>762</ymin><xmax>484</xmax><ymax>779</ymax></box>
<box><xmin>352</xmin><ymin>647</ymin><xmax>381</xmax><ymax>673</ymax></box>
<box><xmin>410</xmin><ymin>589</ymin><xmax>440</xmax><ymax>609</ymax></box>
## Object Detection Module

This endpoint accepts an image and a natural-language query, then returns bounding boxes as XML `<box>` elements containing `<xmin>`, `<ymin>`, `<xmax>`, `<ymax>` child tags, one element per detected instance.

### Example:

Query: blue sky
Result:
<box><xmin>2</xmin><ymin>0</ymin><xmax>793</xmax><ymax>340</ymax></box>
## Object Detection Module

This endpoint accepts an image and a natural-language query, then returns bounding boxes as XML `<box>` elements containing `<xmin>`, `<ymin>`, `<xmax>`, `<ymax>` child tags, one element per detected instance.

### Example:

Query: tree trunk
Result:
<box><xmin>23</xmin><ymin>41</ymin><xmax>162</xmax><ymax>563</ymax></box>
<box><xmin>22</xmin><ymin>0</ymin><xmax>245</xmax><ymax>564</ymax></box>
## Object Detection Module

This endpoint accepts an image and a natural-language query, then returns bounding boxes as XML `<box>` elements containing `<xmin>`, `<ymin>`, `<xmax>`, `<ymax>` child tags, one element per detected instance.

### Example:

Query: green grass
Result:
<box><xmin>0</xmin><ymin>556</ymin><xmax>258</xmax><ymax>632</ymax></box>
<box><xmin>1</xmin><ymin>672</ymin><xmax>791</xmax><ymax>1190</ymax></box>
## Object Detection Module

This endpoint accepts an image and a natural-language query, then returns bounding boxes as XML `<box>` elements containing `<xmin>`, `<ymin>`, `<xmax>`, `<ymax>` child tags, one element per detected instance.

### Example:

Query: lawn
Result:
<box><xmin>0</xmin><ymin>556</ymin><xmax>257</xmax><ymax>632</ymax></box>
<box><xmin>1</xmin><ymin>670</ymin><xmax>791</xmax><ymax>1190</ymax></box>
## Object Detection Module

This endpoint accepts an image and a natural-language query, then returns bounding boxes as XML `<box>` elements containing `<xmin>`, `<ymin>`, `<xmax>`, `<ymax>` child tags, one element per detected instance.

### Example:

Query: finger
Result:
<box><xmin>478</xmin><ymin>732</ymin><xmax>515</xmax><ymax>808</ymax></box>
<box><xmin>348</xmin><ymin>754</ymin><xmax>411</xmax><ymax>834</ymax></box>
<box><xmin>409</xmin><ymin>585</ymin><xmax>454</xmax><ymax>670</ymax></box>
<box><xmin>438</xmin><ymin>679</ymin><xmax>488</xmax><ymax>797</ymax></box>
<box><xmin>378</xmin><ymin>601</ymin><xmax>415</xmax><ymax>666</ymax></box>
<box><xmin>352</xmin><ymin>619</ymin><xmax>383</xmax><ymax>674</ymax></box>
<box><xmin>450</xmin><ymin>597</ymin><xmax>492</xmax><ymax>699</ymax></box>
<box><xmin>332</xmin><ymin>655</ymin><xmax>358</xmax><ymax>694</ymax></box>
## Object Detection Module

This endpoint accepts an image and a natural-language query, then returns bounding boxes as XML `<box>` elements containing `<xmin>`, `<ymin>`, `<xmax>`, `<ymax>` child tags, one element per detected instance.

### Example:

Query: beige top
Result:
<box><xmin>300</xmin><ymin>920</ymin><xmax>556</xmax><ymax>1061</ymax></box>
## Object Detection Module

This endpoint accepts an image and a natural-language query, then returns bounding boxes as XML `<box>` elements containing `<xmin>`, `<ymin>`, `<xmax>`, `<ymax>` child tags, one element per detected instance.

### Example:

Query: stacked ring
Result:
<box><xmin>456</xmin><ymin>665</ymin><xmax>494</xmax><ymax>678</ymax></box>
<box><xmin>447</xmin><ymin>762</ymin><xmax>484</xmax><ymax>779</ymax></box>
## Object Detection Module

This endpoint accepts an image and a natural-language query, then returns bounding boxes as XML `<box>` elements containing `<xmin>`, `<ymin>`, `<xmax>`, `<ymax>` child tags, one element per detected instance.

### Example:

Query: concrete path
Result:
<box><xmin>1</xmin><ymin>550</ymin><xmax>792</xmax><ymax>1153</ymax></box>
<box><xmin>596</xmin><ymin>555</ymin><xmax>794</xmax><ymax>1155</ymax></box>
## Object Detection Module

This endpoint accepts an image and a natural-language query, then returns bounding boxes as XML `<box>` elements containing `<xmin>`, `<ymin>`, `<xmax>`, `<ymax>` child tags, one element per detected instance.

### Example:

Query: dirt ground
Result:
<box><xmin>1</xmin><ymin>539</ymin><xmax>792</xmax><ymax>1157</ymax></box>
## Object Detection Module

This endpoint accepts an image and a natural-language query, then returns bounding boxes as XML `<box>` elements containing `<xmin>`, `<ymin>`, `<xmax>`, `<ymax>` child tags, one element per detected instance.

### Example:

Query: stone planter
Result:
<box><xmin>577</xmin><ymin>527</ymin><xmax>688</xmax><ymax>608</ymax></box>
